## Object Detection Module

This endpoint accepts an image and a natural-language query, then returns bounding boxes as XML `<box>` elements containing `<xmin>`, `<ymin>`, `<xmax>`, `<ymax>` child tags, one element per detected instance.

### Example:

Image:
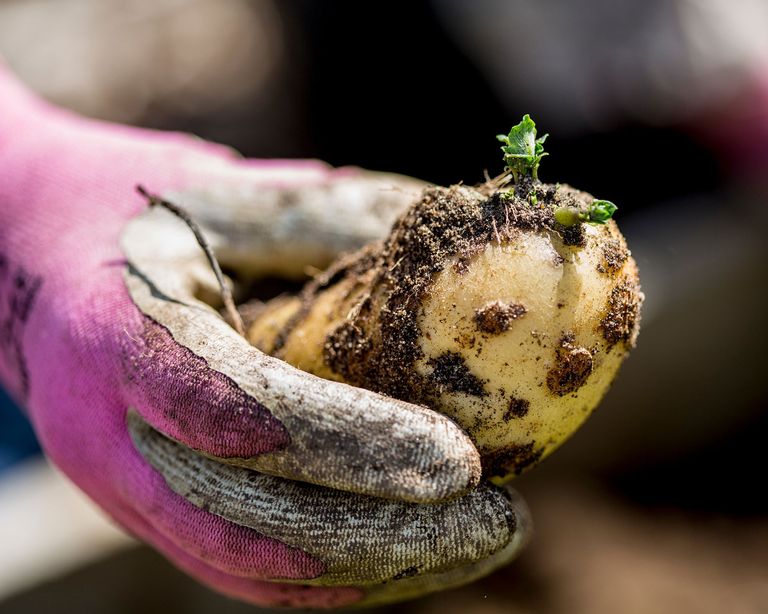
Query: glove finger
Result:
<box><xmin>160</xmin><ymin>170</ymin><xmax>425</xmax><ymax>279</ymax></box>
<box><xmin>121</xmin><ymin>213</ymin><xmax>481</xmax><ymax>504</ymax></box>
<box><xmin>129</xmin><ymin>411</ymin><xmax>529</xmax><ymax>587</ymax></box>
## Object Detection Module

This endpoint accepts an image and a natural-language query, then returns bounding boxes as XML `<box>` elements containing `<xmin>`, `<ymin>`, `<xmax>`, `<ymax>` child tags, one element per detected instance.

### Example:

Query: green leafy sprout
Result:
<box><xmin>497</xmin><ymin>116</ymin><xmax>617</xmax><ymax>225</ymax></box>
<box><xmin>554</xmin><ymin>200</ymin><xmax>618</xmax><ymax>227</ymax></box>
<box><xmin>497</xmin><ymin>114</ymin><xmax>548</xmax><ymax>182</ymax></box>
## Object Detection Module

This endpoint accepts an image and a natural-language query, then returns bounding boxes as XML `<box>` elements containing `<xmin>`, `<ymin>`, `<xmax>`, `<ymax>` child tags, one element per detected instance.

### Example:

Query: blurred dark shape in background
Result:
<box><xmin>0</xmin><ymin>1</ymin><xmax>766</xmax><ymax>612</ymax></box>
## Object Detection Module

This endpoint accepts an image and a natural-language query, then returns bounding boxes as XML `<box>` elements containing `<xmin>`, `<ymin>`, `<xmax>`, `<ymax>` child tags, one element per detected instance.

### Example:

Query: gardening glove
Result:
<box><xmin>0</xmin><ymin>66</ymin><xmax>529</xmax><ymax>607</ymax></box>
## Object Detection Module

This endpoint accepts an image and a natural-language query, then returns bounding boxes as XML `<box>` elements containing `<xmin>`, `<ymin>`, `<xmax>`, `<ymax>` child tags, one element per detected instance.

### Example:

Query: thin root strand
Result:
<box><xmin>135</xmin><ymin>185</ymin><xmax>246</xmax><ymax>338</ymax></box>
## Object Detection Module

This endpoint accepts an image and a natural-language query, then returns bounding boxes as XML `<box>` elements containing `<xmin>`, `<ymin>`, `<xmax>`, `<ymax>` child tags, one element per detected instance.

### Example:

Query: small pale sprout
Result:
<box><xmin>554</xmin><ymin>206</ymin><xmax>582</xmax><ymax>227</ymax></box>
<box><xmin>555</xmin><ymin>199</ymin><xmax>618</xmax><ymax>227</ymax></box>
<box><xmin>497</xmin><ymin>114</ymin><xmax>548</xmax><ymax>183</ymax></box>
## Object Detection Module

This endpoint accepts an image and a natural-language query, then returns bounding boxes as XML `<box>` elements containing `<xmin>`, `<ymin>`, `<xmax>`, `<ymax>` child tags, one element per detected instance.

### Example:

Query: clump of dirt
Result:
<box><xmin>561</xmin><ymin>223</ymin><xmax>586</xmax><ymax>247</ymax></box>
<box><xmin>474</xmin><ymin>300</ymin><xmax>528</xmax><ymax>334</ymax></box>
<box><xmin>484</xmin><ymin>442</ymin><xmax>544</xmax><ymax>479</ymax></box>
<box><xmin>504</xmin><ymin>397</ymin><xmax>531</xmax><ymax>420</ymax></box>
<box><xmin>428</xmin><ymin>352</ymin><xmax>487</xmax><ymax>397</ymax></box>
<box><xmin>324</xmin><ymin>319</ymin><xmax>374</xmax><ymax>382</ymax></box>
<box><xmin>546</xmin><ymin>333</ymin><xmax>594</xmax><ymax>396</ymax></box>
<box><xmin>601</xmin><ymin>279</ymin><xmax>642</xmax><ymax>348</ymax></box>
<box><xmin>598</xmin><ymin>237</ymin><xmax>630</xmax><ymax>274</ymax></box>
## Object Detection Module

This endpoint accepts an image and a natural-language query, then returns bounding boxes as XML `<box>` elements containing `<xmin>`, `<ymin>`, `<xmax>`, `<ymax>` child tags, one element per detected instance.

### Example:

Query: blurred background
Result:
<box><xmin>1</xmin><ymin>0</ymin><xmax>766</xmax><ymax>612</ymax></box>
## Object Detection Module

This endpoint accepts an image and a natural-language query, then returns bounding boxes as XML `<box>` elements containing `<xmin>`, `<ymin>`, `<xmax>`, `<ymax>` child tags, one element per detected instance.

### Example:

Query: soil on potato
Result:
<box><xmin>474</xmin><ymin>300</ymin><xmax>528</xmax><ymax>335</ymax></box>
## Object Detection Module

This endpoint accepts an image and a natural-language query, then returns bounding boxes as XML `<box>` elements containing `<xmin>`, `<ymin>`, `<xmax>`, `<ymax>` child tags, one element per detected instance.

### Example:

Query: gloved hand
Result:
<box><xmin>0</xmin><ymin>66</ymin><xmax>529</xmax><ymax>607</ymax></box>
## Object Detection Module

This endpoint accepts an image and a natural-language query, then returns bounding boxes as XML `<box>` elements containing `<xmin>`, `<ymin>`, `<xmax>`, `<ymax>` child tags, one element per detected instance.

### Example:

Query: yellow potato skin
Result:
<box><xmin>246</xmin><ymin>295</ymin><xmax>302</xmax><ymax>356</ymax></box>
<box><xmin>247</xmin><ymin>185</ymin><xmax>642</xmax><ymax>481</ymax></box>
<box><xmin>249</xmin><ymin>282</ymin><xmax>356</xmax><ymax>381</ymax></box>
